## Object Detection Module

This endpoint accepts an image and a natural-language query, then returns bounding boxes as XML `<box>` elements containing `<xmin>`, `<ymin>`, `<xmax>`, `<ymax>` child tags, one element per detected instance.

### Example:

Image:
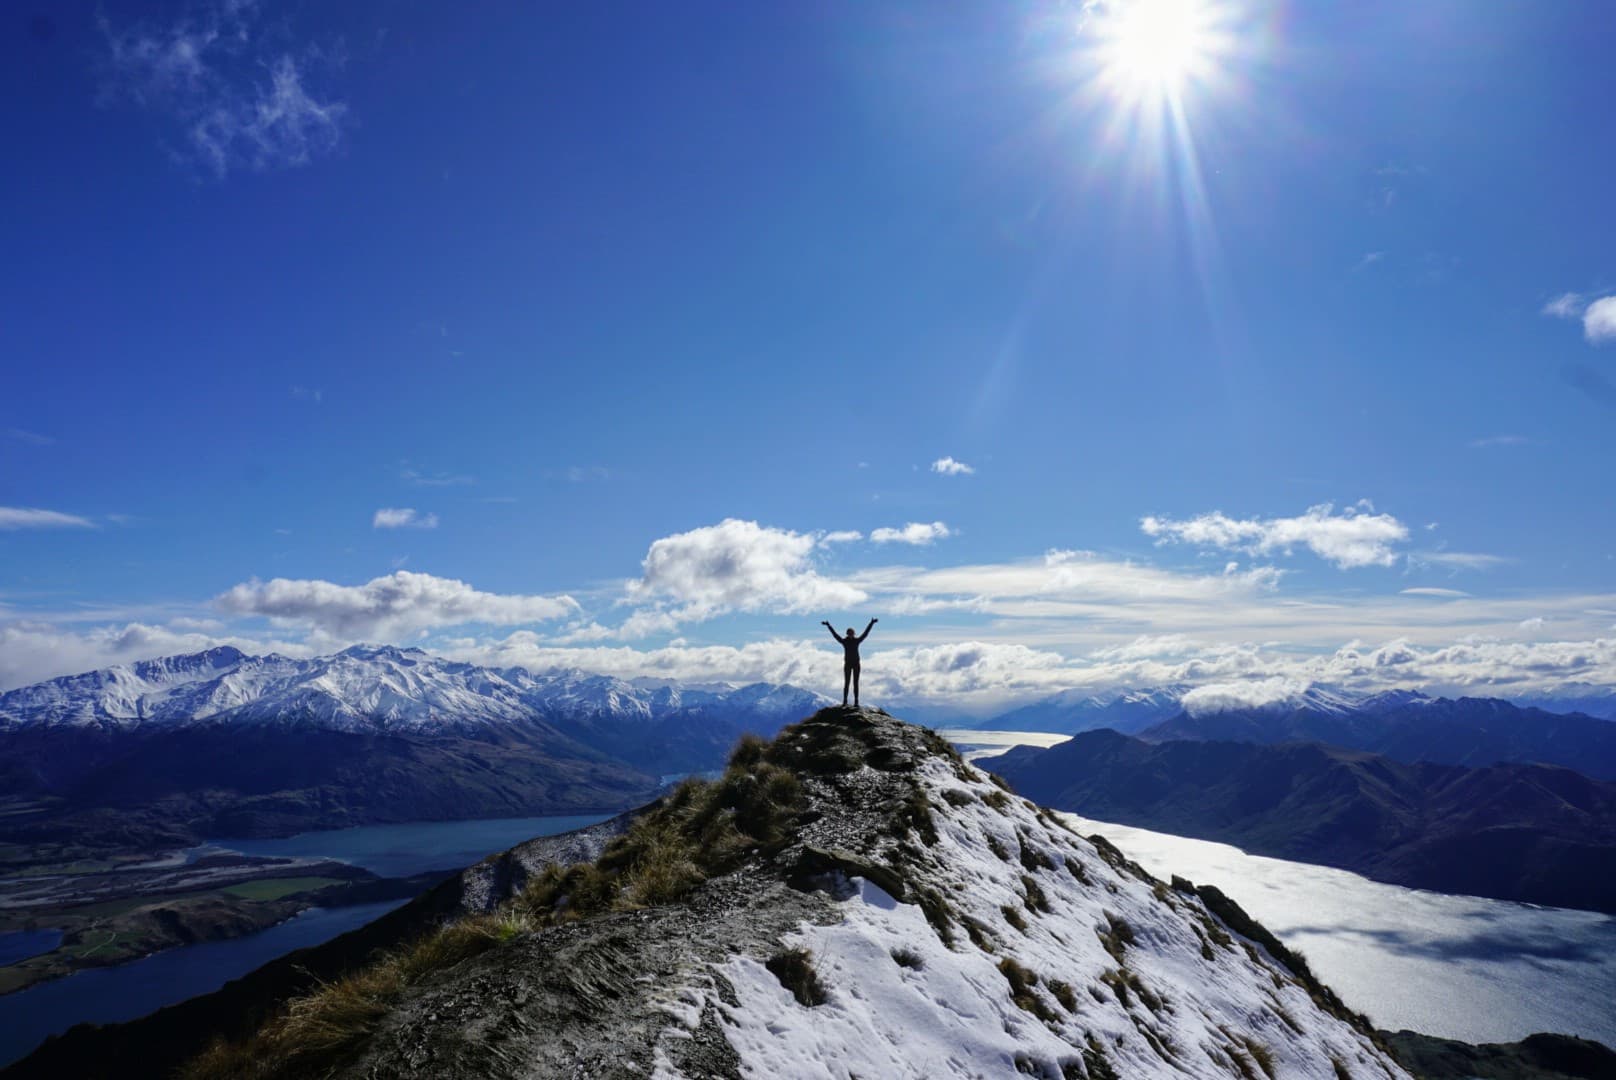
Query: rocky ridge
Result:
<box><xmin>174</xmin><ymin>707</ymin><xmax>1410</xmax><ymax>1080</ymax></box>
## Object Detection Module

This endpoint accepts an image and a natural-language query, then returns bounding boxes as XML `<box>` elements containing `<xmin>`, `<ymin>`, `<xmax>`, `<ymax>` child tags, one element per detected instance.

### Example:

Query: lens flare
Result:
<box><xmin>1093</xmin><ymin>0</ymin><xmax>1228</xmax><ymax>106</ymax></box>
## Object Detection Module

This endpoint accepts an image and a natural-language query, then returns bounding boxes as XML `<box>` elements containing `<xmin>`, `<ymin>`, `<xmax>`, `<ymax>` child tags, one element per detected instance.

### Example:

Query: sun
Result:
<box><xmin>1092</xmin><ymin>0</ymin><xmax>1225</xmax><ymax>105</ymax></box>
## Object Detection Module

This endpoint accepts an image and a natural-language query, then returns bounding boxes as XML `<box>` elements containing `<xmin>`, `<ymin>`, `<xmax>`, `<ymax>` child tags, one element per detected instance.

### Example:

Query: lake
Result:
<box><xmin>187</xmin><ymin>812</ymin><xmax>614</xmax><ymax>878</ymax></box>
<box><xmin>0</xmin><ymin>812</ymin><xmax>610</xmax><ymax>1067</ymax></box>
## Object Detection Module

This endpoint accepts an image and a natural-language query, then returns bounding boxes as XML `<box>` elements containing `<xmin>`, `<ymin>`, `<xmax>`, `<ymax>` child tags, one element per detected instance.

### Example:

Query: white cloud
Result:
<box><xmin>820</xmin><ymin>531</ymin><xmax>864</xmax><ymax>546</ymax></box>
<box><xmin>930</xmin><ymin>456</ymin><xmax>975</xmax><ymax>476</ymax></box>
<box><xmin>624</xmin><ymin>519</ymin><xmax>865</xmax><ymax>627</ymax></box>
<box><xmin>1141</xmin><ymin>502</ymin><xmax>1409</xmax><ymax>569</ymax></box>
<box><xmin>1519</xmin><ymin>616</ymin><xmax>1546</xmax><ymax>632</ymax></box>
<box><xmin>98</xmin><ymin>3</ymin><xmax>345</xmax><ymax>177</ymax></box>
<box><xmin>1182</xmin><ymin>677</ymin><xmax>1311</xmax><ymax>716</ymax></box>
<box><xmin>8</xmin><ymin>611</ymin><xmax>1616</xmax><ymax>711</ymax></box>
<box><xmin>0</xmin><ymin>621</ymin><xmax>315</xmax><ymax>690</ymax></box>
<box><xmin>1542</xmin><ymin>292</ymin><xmax>1585</xmax><ymax>319</ymax></box>
<box><xmin>1585</xmin><ymin>296</ymin><xmax>1616</xmax><ymax>344</ymax></box>
<box><xmin>1400</xmin><ymin>587</ymin><xmax>1470</xmax><ymax>598</ymax></box>
<box><xmin>870</xmin><ymin>522</ymin><xmax>953</xmax><ymax>546</ymax></box>
<box><xmin>215</xmin><ymin>570</ymin><xmax>577</xmax><ymax>639</ymax></box>
<box><xmin>373</xmin><ymin>508</ymin><xmax>438</xmax><ymax>530</ymax></box>
<box><xmin>1467</xmin><ymin>435</ymin><xmax>1529</xmax><ymax>448</ymax></box>
<box><xmin>0</xmin><ymin>507</ymin><xmax>96</xmax><ymax>531</ymax></box>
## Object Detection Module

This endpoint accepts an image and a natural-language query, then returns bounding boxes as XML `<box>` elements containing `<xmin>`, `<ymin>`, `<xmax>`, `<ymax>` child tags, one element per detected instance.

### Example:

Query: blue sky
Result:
<box><xmin>3</xmin><ymin>0</ymin><xmax>1614</xmax><ymax>707</ymax></box>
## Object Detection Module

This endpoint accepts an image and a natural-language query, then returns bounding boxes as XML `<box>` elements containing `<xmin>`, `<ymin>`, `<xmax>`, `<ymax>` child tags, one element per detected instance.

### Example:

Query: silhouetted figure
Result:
<box><xmin>823</xmin><ymin>618</ymin><xmax>877</xmax><ymax>707</ymax></box>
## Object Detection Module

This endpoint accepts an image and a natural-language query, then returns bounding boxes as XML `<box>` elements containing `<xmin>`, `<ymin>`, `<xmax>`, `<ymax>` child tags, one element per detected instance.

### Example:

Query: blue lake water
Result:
<box><xmin>192</xmin><ymin>812</ymin><xmax>613</xmax><ymax>878</ymax></box>
<box><xmin>0</xmin><ymin>812</ymin><xmax>609</xmax><ymax>1067</ymax></box>
<box><xmin>0</xmin><ymin>930</ymin><xmax>62</xmax><ymax>967</ymax></box>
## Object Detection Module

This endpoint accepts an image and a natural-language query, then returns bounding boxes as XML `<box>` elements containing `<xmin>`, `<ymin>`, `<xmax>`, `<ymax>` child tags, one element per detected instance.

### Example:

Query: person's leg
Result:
<box><xmin>842</xmin><ymin>664</ymin><xmax>851</xmax><ymax>706</ymax></box>
<box><xmin>853</xmin><ymin>664</ymin><xmax>861</xmax><ymax>707</ymax></box>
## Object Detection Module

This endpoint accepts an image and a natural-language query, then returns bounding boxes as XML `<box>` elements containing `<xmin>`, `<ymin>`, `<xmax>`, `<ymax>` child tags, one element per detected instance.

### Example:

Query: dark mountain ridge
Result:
<box><xmin>1140</xmin><ymin>694</ymin><xmax>1616</xmax><ymax>780</ymax></box>
<box><xmin>985</xmin><ymin>729</ymin><xmax>1616</xmax><ymax>913</ymax></box>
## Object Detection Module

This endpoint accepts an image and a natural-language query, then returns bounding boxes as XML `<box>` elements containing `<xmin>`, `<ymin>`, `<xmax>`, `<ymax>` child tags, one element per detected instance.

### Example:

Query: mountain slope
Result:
<box><xmin>116</xmin><ymin>708</ymin><xmax>1410</xmax><ymax>1080</ymax></box>
<box><xmin>0</xmin><ymin>648</ymin><xmax>832</xmax><ymax>849</ymax></box>
<box><xmin>984</xmin><ymin>730</ymin><xmax>1616</xmax><ymax>913</ymax></box>
<box><xmin>1141</xmin><ymin>694</ymin><xmax>1616</xmax><ymax>780</ymax></box>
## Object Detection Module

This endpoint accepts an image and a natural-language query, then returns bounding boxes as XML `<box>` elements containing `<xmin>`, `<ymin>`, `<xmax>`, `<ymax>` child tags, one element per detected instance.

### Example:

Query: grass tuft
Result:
<box><xmin>890</xmin><ymin>946</ymin><xmax>925</xmax><ymax>970</ymax></box>
<box><xmin>1021</xmin><ymin>874</ymin><xmax>1052</xmax><ymax>914</ymax></box>
<box><xmin>998</xmin><ymin>956</ymin><xmax>1059</xmax><ymax>1023</ymax></box>
<box><xmin>766</xmin><ymin>947</ymin><xmax>828</xmax><ymax>1007</ymax></box>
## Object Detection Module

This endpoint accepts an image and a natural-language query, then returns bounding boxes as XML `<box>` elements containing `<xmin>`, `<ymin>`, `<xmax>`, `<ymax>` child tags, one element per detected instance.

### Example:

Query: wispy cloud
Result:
<box><xmin>290</xmin><ymin>385</ymin><xmax>323</xmax><ymax>404</ymax></box>
<box><xmin>6</xmin><ymin>428</ymin><xmax>55</xmax><ymax>446</ymax></box>
<box><xmin>930</xmin><ymin>456</ymin><xmax>975</xmax><ymax>476</ymax></box>
<box><xmin>1353</xmin><ymin>251</ymin><xmax>1384</xmax><ymax>272</ymax></box>
<box><xmin>1542</xmin><ymin>292</ymin><xmax>1585</xmax><ymax>319</ymax></box>
<box><xmin>547</xmin><ymin>465</ymin><xmax>610</xmax><ymax>483</ymax></box>
<box><xmin>819</xmin><ymin>530</ymin><xmax>864</xmax><ymax>546</ymax></box>
<box><xmin>1400</xmin><ymin>587</ymin><xmax>1470</xmax><ymax>598</ymax></box>
<box><xmin>372</xmin><ymin>508</ymin><xmax>438</xmax><ymax>530</ymax></box>
<box><xmin>400</xmin><ymin>468</ymin><xmax>475</xmax><ymax>487</ymax></box>
<box><xmin>1410</xmin><ymin>550</ymin><xmax>1510</xmax><ymax>571</ymax></box>
<box><xmin>870</xmin><ymin>522</ymin><xmax>954</xmax><ymax>546</ymax></box>
<box><xmin>1467</xmin><ymin>435</ymin><xmax>1529</xmax><ymax>448</ymax></box>
<box><xmin>1141</xmin><ymin>502</ymin><xmax>1409</xmax><ymax>569</ymax></box>
<box><xmin>0</xmin><ymin>507</ymin><xmax>96</xmax><ymax>531</ymax></box>
<box><xmin>97</xmin><ymin>1</ymin><xmax>347</xmax><ymax>178</ymax></box>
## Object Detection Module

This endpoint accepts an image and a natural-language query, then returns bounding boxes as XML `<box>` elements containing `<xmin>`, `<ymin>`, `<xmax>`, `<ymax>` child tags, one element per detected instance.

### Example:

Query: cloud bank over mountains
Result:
<box><xmin>4</xmin><ymin>509</ymin><xmax>1613</xmax><ymax>707</ymax></box>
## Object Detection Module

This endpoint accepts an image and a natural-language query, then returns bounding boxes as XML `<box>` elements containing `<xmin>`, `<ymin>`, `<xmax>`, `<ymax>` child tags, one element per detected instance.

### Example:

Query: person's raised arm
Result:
<box><xmin>857</xmin><ymin>617</ymin><xmax>877</xmax><ymax>643</ymax></box>
<box><xmin>822</xmin><ymin>620</ymin><xmax>842</xmax><ymax>642</ymax></box>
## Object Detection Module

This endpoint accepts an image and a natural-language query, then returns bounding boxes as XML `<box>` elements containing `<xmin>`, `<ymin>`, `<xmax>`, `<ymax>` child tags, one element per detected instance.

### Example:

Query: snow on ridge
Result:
<box><xmin>686</xmin><ymin>753</ymin><xmax>1408</xmax><ymax>1080</ymax></box>
<box><xmin>0</xmin><ymin>646</ymin><xmax>831</xmax><ymax>735</ymax></box>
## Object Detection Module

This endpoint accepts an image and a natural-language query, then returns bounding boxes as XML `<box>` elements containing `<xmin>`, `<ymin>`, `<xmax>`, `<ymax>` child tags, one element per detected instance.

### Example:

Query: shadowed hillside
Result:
<box><xmin>984</xmin><ymin>729</ymin><xmax>1616</xmax><ymax>913</ymax></box>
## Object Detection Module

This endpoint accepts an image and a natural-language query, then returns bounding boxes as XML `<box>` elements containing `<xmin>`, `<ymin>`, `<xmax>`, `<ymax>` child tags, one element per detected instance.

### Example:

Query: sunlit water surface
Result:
<box><xmin>1061</xmin><ymin>814</ymin><xmax>1616</xmax><ymax>1045</ymax></box>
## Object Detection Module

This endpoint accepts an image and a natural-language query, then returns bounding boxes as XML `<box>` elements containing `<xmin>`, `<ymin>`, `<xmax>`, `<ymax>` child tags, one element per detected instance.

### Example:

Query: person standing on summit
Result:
<box><xmin>822</xmin><ymin>617</ymin><xmax>877</xmax><ymax>707</ymax></box>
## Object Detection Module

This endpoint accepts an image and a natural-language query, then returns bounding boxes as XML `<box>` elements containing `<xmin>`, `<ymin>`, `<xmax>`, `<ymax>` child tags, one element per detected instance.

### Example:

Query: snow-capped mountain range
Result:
<box><xmin>0</xmin><ymin>645</ymin><xmax>830</xmax><ymax>735</ymax></box>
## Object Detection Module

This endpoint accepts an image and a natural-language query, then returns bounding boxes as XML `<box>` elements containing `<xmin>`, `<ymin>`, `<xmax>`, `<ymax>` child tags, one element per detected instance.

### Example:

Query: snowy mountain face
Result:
<box><xmin>0</xmin><ymin>646</ymin><xmax>831</xmax><ymax>737</ymax></box>
<box><xmin>981</xmin><ymin>685</ymin><xmax>1192</xmax><ymax>734</ymax></box>
<box><xmin>713</xmin><ymin>722</ymin><xmax>1405</xmax><ymax>1080</ymax></box>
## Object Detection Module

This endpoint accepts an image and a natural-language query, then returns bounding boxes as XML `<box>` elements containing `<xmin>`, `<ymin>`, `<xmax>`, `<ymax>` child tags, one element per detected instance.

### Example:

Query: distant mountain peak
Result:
<box><xmin>0</xmin><ymin>648</ymin><xmax>829</xmax><ymax>741</ymax></box>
